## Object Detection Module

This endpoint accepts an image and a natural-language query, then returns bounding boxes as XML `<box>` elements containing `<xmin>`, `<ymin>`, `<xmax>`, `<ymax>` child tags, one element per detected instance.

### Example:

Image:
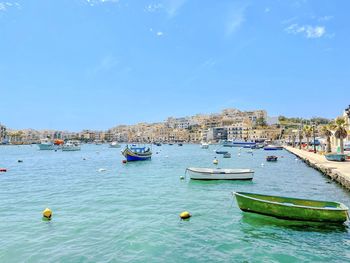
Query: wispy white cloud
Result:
<box><xmin>318</xmin><ymin>15</ymin><xmax>333</xmax><ymax>22</ymax></box>
<box><xmin>149</xmin><ymin>28</ymin><xmax>164</xmax><ymax>37</ymax></box>
<box><xmin>92</xmin><ymin>56</ymin><xmax>119</xmax><ymax>74</ymax></box>
<box><xmin>281</xmin><ymin>16</ymin><xmax>298</xmax><ymax>25</ymax></box>
<box><xmin>226</xmin><ymin>4</ymin><xmax>248</xmax><ymax>36</ymax></box>
<box><xmin>144</xmin><ymin>0</ymin><xmax>186</xmax><ymax>18</ymax></box>
<box><xmin>85</xmin><ymin>0</ymin><xmax>119</xmax><ymax>6</ymax></box>
<box><xmin>145</xmin><ymin>3</ymin><xmax>163</xmax><ymax>13</ymax></box>
<box><xmin>285</xmin><ymin>23</ymin><xmax>326</xmax><ymax>39</ymax></box>
<box><xmin>0</xmin><ymin>1</ymin><xmax>20</xmax><ymax>12</ymax></box>
<box><xmin>165</xmin><ymin>0</ymin><xmax>186</xmax><ymax>18</ymax></box>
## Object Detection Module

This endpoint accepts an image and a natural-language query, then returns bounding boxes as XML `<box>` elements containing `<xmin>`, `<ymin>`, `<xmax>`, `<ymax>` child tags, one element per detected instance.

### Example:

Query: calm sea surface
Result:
<box><xmin>1</xmin><ymin>144</ymin><xmax>350</xmax><ymax>262</ymax></box>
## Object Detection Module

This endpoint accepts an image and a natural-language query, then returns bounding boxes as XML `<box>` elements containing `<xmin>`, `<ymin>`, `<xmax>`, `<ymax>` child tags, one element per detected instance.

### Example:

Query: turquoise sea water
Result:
<box><xmin>1</xmin><ymin>144</ymin><xmax>350</xmax><ymax>262</ymax></box>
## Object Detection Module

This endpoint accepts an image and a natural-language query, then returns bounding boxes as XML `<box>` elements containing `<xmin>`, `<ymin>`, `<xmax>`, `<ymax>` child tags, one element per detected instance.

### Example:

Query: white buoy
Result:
<box><xmin>98</xmin><ymin>168</ymin><xmax>107</xmax><ymax>172</ymax></box>
<box><xmin>238</xmin><ymin>153</ymin><xmax>241</xmax><ymax>156</ymax></box>
<box><xmin>261</xmin><ymin>163</ymin><xmax>264</xmax><ymax>166</ymax></box>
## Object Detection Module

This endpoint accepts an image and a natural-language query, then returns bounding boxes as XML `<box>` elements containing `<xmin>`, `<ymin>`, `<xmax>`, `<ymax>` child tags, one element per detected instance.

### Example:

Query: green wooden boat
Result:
<box><xmin>234</xmin><ymin>192</ymin><xmax>349</xmax><ymax>223</ymax></box>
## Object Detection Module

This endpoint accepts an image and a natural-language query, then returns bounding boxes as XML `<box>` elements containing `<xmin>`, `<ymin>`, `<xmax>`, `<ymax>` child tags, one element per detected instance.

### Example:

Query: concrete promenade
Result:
<box><xmin>284</xmin><ymin>146</ymin><xmax>350</xmax><ymax>190</ymax></box>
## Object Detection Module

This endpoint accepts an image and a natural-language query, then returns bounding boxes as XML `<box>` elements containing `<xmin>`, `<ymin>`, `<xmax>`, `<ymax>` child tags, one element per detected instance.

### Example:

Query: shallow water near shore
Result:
<box><xmin>1</xmin><ymin>144</ymin><xmax>350</xmax><ymax>262</ymax></box>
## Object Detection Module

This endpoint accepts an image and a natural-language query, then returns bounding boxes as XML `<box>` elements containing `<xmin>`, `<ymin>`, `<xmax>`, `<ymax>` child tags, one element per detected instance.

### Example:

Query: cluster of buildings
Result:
<box><xmin>1</xmin><ymin>108</ymin><xmax>281</xmax><ymax>144</ymax></box>
<box><xmin>107</xmin><ymin>109</ymin><xmax>281</xmax><ymax>143</ymax></box>
<box><xmin>2</xmin><ymin>106</ymin><xmax>350</xmax><ymax>146</ymax></box>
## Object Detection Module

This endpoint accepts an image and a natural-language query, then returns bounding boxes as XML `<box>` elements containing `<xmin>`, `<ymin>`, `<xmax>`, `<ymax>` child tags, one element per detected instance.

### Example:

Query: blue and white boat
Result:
<box><xmin>122</xmin><ymin>145</ymin><xmax>152</xmax><ymax>161</ymax></box>
<box><xmin>38</xmin><ymin>138</ymin><xmax>54</xmax><ymax>150</ymax></box>
<box><xmin>223</xmin><ymin>140</ymin><xmax>256</xmax><ymax>148</ymax></box>
<box><xmin>264</xmin><ymin>145</ymin><xmax>283</xmax><ymax>151</ymax></box>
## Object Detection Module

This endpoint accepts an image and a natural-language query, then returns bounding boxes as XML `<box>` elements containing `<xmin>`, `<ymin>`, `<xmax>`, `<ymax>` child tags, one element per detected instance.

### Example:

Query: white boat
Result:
<box><xmin>201</xmin><ymin>142</ymin><xmax>209</xmax><ymax>149</ymax></box>
<box><xmin>38</xmin><ymin>138</ymin><xmax>54</xmax><ymax>150</ymax></box>
<box><xmin>186</xmin><ymin>167</ymin><xmax>254</xmax><ymax>180</ymax></box>
<box><xmin>62</xmin><ymin>140</ymin><xmax>81</xmax><ymax>151</ymax></box>
<box><xmin>109</xmin><ymin>141</ymin><xmax>121</xmax><ymax>148</ymax></box>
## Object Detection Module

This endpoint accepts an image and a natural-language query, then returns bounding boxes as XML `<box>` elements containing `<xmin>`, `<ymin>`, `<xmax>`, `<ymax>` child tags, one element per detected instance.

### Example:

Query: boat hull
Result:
<box><xmin>62</xmin><ymin>147</ymin><xmax>81</xmax><ymax>151</ymax></box>
<box><xmin>264</xmin><ymin>147</ymin><xmax>283</xmax><ymax>151</ymax></box>
<box><xmin>224</xmin><ymin>141</ymin><xmax>256</xmax><ymax>147</ymax></box>
<box><xmin>325</xmin><ymin>154</ymin><xmax>346</xmax><ymax>162</ymax></box>
<box><xmin>187</xmin><ymin>168</ymin><xmax>254</xmax><ymax>180</ymax></box>
<box><xmin>122</xmin><ymin>147</ymin><xmax>152</xmax><ymax>162</ymax></box>
<box><xmin>38</xmin><ymin>144</ymin><xmax>54</xmax><ymax>150</ymax></box>
<box><xmin>234</xmin><ymin>192</ymin><xmax>348</xmax><ymax>223</ymax></box>
<box><xmin>216</xmin><ymin>151</ymin><xmax>229</xmax><ymax>154</ymax></box>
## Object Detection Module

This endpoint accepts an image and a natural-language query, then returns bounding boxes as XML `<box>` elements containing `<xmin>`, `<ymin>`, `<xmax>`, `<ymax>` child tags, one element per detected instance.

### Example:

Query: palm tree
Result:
<box><xmin>303</xmin><ymin>125</ymin><xmax>312</xmax><ymax>150</ymax></box>
<box><xmin>321</xmin><ymin>124</ymin><xmax>335</xmax><ymax>153</ymax></box>
<box><xmin>298</xmin><ymin>130</ymin><xmax>303</xmax><ymax>149</ymax></box>
<box><xmin>291</xmin><ymin>134</ymin><xmax>296</xmax><ymax>147</ymax></box>
<box><xmin>334</xmin><ymin>117</ymin><xmax>348</xmax><ymax>154</ymax></box>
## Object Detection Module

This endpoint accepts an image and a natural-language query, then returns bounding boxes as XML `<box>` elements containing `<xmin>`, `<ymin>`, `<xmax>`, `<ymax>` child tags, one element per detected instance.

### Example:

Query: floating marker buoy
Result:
<box><xmin>238</xmin><ymin>153</ymin><xmax>241</xmax><ymax>156</ymax></box>
<box><xmin>42</xmin><ymin>208</ymin><xmax>52</xmax><ymax>220</ymax></box>
<box><xmin>18</xmin><ymin>160</ymin><xmax>23</xmax><ymax>163</ymax></box>
<box><xmin>165</xmin><ymin>155</ymin><xmax>169</xmax><ymax>158</ymax></box>
<box><xmin>261</xmin><ymin>163</ymin><xmax>264</xmax><ymax>166</ymax></box>
<box><xmin>83</xmin><ymin>158</ymin><xmax>86</xmax><ymax>160</ymax></box>
<box><xmin>0</xmin><ymin>168</ymin><xmax>7</xmax><ymax>172</ymax></box>
<box><xmin>213</xmin><ymin>159</ymin><xmax>218</xmax><ymax>165</ymax></box>
<box><xmin>122</xmin><ymin>160</ymin><xmax>127</xmax><ymax>164</ymax></box>
<box><xmin>180</xmin><ymin>175</ymin><xmax>185</xmax><ymax>180</ymax></box>
<box><xmin>180</xmin><ymin>211</ymin><xmax>191</xmax><ymax>220</ymax></box>
<box><xmin>98</xmin><ymin>168</ymin><xmax>107</xmax><ymax>172</ymax></box>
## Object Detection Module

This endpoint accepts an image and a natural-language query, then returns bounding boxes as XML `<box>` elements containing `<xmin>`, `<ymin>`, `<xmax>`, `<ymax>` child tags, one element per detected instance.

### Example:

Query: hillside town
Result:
<box><xmin>1</xmin><ymin>107</ymin><xmax>350</xmax><ymax>152</ymax></box>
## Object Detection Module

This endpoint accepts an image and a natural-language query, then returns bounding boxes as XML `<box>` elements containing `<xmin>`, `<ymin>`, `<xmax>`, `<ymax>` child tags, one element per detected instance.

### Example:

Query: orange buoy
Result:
<box><xmin>0</xmin><ymin>168</ymin><xmax>7</xmax><ymax>172</ymax></box>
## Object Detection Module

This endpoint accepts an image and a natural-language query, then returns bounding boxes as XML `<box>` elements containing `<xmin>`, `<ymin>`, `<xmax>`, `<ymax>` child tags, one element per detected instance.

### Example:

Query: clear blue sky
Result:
<box><xmin>1</xmin><ymin>0</ymin><xmax>349</xmax><ymax>131</ymax></box>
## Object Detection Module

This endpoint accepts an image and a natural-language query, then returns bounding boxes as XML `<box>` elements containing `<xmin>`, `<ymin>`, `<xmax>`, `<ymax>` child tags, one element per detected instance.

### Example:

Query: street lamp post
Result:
<box><xmin>312</xmin><ymin>124</ymin><xmax>316</xmax><ymax>153</ymax></box>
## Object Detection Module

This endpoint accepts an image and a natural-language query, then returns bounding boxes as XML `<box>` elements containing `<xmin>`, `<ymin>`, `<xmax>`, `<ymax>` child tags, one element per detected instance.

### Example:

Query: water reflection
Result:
<box><xmin>240</xmin><ymin>212</ymin><xmax>348</xmax><ymax>233</ymax></box>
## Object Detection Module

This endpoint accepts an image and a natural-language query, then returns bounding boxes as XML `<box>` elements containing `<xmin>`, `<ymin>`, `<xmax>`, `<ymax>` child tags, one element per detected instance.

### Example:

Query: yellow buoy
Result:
<box><xmin>213</xmin><ymin>159</ymin><xmax>218</xmax><ymax>165</ymax></box>
<box><xmin>42</xmin><ymin>208</ymin><xmax>52</xmax><ymax>220</ymax></box>
<box><xmin>180</xmin><ymin>211</ymin><xmax>191</xmax><ymax>220</ymax></box>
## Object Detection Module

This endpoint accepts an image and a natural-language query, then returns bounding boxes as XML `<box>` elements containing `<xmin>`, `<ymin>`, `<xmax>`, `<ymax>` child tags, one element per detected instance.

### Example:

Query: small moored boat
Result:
<box><xmin>62</xmin><ymin>140</ymin><xmax>81</xmax><ymax>151</ymax></box>
<box><xmin>325</xmin><ymin>153</ymin><xmax>346</xmax><ymax>162</ymax></box>
<box><xmin>109</xmin><ymin>141</ymin><xmax>121</xmax><ymax>148</ymax></box>
<box><xmin>201</xmin><ymin>142</ymin><xmax>209</xmax><ymax>149</ymax></box>
<box><xmin>266</xmin><ymin>156</ymin><xmax>278</xmax><ymax>162</ymax></box>
<box><xmin>186</xmin><ymin>167</ymin><xmax>254</xmax><ymax>180</ymax></box>
<box><xmin>215</xmin><ymin>149</ymin><xmax>229</xmax><ymax>154</ymax></box>
<box><xmin>38</xmin><ymin>138</ymin><xmax>54</xmax><ymax>150</ymax></box>
<box><xmin>223</xmin><ymin>152</ymin><xmax>231</xmax><ymax>158</ymax></box>
<box><xmin>264</xmin><ymin>145</ymin><xmax>283</xmax><ymax>151</ymax></box>
<box><xmin>122</xmin><ymin>145</ymin><xmax>152</xmax><ymax>162</ymax></box>
<box><xmin>234</xmin><ymin>192</ymin><xmax>349</xmax><ymax>223</ymax></box>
